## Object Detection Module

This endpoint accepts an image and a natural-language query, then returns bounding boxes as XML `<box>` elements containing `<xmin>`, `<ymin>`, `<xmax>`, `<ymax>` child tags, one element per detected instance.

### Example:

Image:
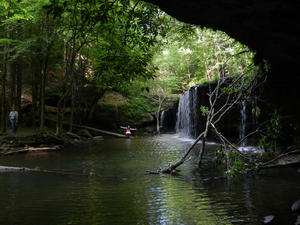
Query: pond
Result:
<box><xmin>0</xmin><ymin>134</ymin><xmax>299</xmax><ymax>225</ymax></box>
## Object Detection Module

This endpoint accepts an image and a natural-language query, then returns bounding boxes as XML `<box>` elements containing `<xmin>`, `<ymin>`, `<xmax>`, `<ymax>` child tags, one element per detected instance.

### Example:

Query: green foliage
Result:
<box><xmin>258</xmin><ymin>112</ymin><xmax>282</xmax><ymax>152</ymax></box>
<box><xmin>0</xmin><ymin>0</ymin><xmax>257</xmax><ymax>134</ymax></box>
<box><xmin>125</xmin><ymin>96</ymin><xmax>154</xmax><ymax>120</ymax></box>
<box><xmin>251</xmin><ymin>106</ymin><xmax>261</xmax><ymax>118</ymax></box>
<box><xmin>226</xmin><ymin>151</ymin><xmax>238</xmax><ymax>159</ymax></box>
<box><xmin>90</xmin><ymin>45</ymin><xmax>155</xmax><ymax>93</ymax></box>
<box><xmin>225</xmin><ymin>150</ymin><xmax>248</xmax><ymax>176</ymax></box>
<box><xmin>60</xmin><ymin>0</ymin><xmax>166</xmax><ymax>93</ymax></box>
<box><xmin>226</xmin><ymin>160</ymin><xmax>246</xmax><ymax>176</ymax></box>
<box><xmin>152</xmin><ymin>25</ymin><xmax>255</xmax><ymax>93</ymax></box>
<box><xmin>200</xmin><ymin>105</ymin><xmax>209</xmax><ymax>116</ymax></box>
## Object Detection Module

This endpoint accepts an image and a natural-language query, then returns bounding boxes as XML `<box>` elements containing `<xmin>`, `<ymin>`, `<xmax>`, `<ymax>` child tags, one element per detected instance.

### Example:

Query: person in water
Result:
<box><xmin>120</xmin><ymin>125</ymin><xmax>137</xmax><ymax>137</ymax></box>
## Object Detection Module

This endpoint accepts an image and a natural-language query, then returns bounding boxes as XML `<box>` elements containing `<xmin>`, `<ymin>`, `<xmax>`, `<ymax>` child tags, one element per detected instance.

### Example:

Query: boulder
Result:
<box><xmin>97</xmin><ymin>91</ymin><xmax>128</xmax><ymax>105</ymax></box>
<box><xmin>89</xmin><ymin>91</ymin><xmax>154</xmax><ymax>129</ymax></box>
<box><xmin>295</xmin><ymin>216</ymin><xmax>300</xmax><ymax>225</ymax></box>
<box><xmin>93</xmin><ymin>136</ymin><xmax>103</xmax><ymax>142</ymax></box>
<box><xmin>88</xmin><ymin>91</ymin><xmax>128</xmax><ymax>129</ymax></box>
<box><xmin>138</xmin><ymin>112</ymin><xmax>154</xmax><ymax>126</ymax></box>
<box><xmin>291</xmin><ymin>199</ymin><xmax>300</xmax><ymax>212</ymax></box>
<box><xmin>76</xmin><ymin>129</ymin><xmax>92</xmax><ymax>138</ymax></box>
<box><xmin>262</xmin><ymin>215</ymin><xmax>275</xmax><ymax>224</ymax></box>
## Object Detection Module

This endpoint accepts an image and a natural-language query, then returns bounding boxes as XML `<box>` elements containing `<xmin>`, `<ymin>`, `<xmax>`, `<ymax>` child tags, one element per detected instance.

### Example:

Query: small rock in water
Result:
<box><xmin>93</xmin><ymin>136</ymin><xmax>103</xmax><ymax>142</ymax></box>
<box><xmin>297</xmin><ymin>168</ymin><xmax>300</xmax><ymax>173</ymax></box>
<box><xmin>262</xmin><ymin>215</ymin><xmax>275</xmax><ymax>224</ymax></box>
<box><xmin>292</xmin><ymin>199</ymin><xmax>300</xmax><ymax>212</ymax></box>
<box><xmin>295</xmin><ymin>216</ymin><xmax>300</xmax><ymax>225</ymax></box>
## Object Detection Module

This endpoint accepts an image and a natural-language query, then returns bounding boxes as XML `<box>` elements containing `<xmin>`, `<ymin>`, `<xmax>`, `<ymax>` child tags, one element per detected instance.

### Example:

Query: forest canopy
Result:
<box><xmin>0</xmin><ymin>0</ymin><xmax>255</xmax><ymax>133</ymax></box>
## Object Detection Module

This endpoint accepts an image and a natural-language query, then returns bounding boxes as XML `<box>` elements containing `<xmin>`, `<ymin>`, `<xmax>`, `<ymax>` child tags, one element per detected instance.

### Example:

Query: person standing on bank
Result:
<box><xmin>9</xmin><ymin>106</ymin><xmax>18</xmax><ymax>134</ymax></box>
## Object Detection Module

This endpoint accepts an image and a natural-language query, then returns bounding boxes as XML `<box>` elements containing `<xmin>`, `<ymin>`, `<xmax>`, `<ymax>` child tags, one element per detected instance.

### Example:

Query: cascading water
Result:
<box><xmin>239</xmin><ymin>100</ymin><xmax>247</xmax><ymax>146</ymax></box>
<box><xmin>176</xmin><ymin>86</ymin><xmax>200</xmax><ymax>138</ymax></box>
<box><xmin>159</xmin><ymin>110</ymin><xmax>166</xmax><ymax>129</ymax></box>
<box><xmin>175</xmin><ymin>85</ymin><xmax>261</xmax><ymax>153</ymax></box>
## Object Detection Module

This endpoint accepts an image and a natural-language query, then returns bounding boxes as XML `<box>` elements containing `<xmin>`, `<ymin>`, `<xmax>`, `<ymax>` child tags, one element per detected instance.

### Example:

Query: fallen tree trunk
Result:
<box><xmin>0</xmin><ymin>166</ymin><xmax>32</xmax><ymax>172</ymax></box>
<box><xmin>45</xmin><ymin>117</ymin><xmax>128</xmax><ymax>138</ymax></box>
<box><xmin>258</xmin><ymin>150</ymin><xmax>300</xmax><ymax>170</ymax></box>
<box><xmin>72</xmin><ymin>124</ymin><xmax>128</xmax><ymax>138</ymax></box>
<box><xmin>0</xmin><ymin>165</ymin><xmax>90</xmax><ymax>176</ymax></box>
<box><xmin>147</xmin><ymin>132</ymin><xmax>205</xmax><ymax>174</ymax></box>
<box><xmin>1</xmin><ymin>145</ymin><xmax>61</xmax><ymax>156</ymax></box>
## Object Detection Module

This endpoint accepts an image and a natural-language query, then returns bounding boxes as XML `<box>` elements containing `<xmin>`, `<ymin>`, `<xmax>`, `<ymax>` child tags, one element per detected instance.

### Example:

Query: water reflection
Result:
<box><xmin>0</xmin><ymin>134</ymin><xmax>299</xmax><ymax>225</ymax></box>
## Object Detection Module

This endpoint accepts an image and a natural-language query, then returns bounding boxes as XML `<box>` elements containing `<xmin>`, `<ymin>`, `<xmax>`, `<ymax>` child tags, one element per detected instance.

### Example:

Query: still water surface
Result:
<box><xmin>0</xmin><ymin>134</ymin><xmax>299</xmax><ymax>225</ymax></box>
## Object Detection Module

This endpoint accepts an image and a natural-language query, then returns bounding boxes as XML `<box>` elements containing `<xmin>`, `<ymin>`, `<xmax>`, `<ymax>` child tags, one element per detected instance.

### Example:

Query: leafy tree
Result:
<box><xmin>0</xmin><ymin>0</ymin><xmax>170</xmax><ymax>134</ymax></box>
<box><xmin>152</xmin><ymin>24</ymin><xmax>254</xmax><ymax>93</ymax></box>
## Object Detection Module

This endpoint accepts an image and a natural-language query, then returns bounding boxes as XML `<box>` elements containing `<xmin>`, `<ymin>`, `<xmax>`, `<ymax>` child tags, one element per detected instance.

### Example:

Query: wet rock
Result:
<box><xmin>296</xmin><ymin>216</ymin><xmax>300</xmax><ymax>225</ymax></box>
<box><xmin>93</xmin><ymin>136</ymin><xmax>103</xmax><ymax>142</ymax></box>
<box><xmin>262</xmin><ymin>215</ymin><xmax>275</xmax><ymax>224</ymax></box>
<box><xmin>89</xmin><ymin>92</ymin><xmax>128</xmax><ymax>129</ymax></box>
<box><xmin>76</xmin><ymin>129</ymin><xmax>92</xmax><ymax>138</ymax></box>
<box><xmin>142</xmin><ymin>125</ymin><xmax>156</xmax><ymax>134</ymax></box>
<box><xmin>66</xmin><ymin>132</ymin><xmax>81</xmax><ymax>139</ymax></box>
<box><xmin>89</xmin><ymin>91</ymin><xmax>154</xmax><ymax>129</ymax></box>
<box><xmin>291</xmin><ymin>199</ymin><xmax>300</xmax><ymax>212</ymax></box>
<box><xmin>72</xmin><ymin>139</ymin><xmax>81</xmax><ymax>144</ymax></box>
<box><xmin>138</xmin><ymin>112</ymin><xmax>154</xmax><ymax>126</ymax></box>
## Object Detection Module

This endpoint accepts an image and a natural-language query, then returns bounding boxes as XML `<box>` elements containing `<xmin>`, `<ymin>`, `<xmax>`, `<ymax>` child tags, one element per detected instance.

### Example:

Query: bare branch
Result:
<box><xmin>148</xmin><ymin>131</ymin><xmax>205</xmax><ymax>174</ymax></box>
<box><xmin>237</xmin><ymin>129</ymin><xmax>260</xmax><ymax>146</ymax></box>
<box><xmin>210</xmin><ymin>122</ymin><xmax>252</xmax><ymax>160</ymax></box>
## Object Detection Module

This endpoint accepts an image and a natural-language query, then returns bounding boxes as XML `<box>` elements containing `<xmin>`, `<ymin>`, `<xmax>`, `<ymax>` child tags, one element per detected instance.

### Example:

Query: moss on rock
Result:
<box><xmin>89</xmin><ymin>91</ymin><xmax>154</xmax><ymax>129</ymax></box>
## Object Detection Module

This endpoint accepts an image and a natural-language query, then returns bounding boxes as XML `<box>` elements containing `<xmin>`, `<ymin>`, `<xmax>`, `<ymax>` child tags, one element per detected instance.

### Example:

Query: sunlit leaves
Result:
<box><xmin>152</xmin><ymin>23</ymin><xmax>255</xmax><ymax>93</ymax></box>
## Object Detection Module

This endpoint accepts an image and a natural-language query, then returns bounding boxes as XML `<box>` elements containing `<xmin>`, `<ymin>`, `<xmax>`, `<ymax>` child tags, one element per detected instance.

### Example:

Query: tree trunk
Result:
<box><xmin>40</xmin><ymin>47</ymin><xmax>51</xmax><ymax>129</ymax></box>
<box><xmin>69</xmin><ymin>85</ymin><xmax>74</xmax><ymax>132</ymax></box>
<box><xmin>56</xmin><ymin>93</ymin><xmax>65</xmax><ymax>136</ymax></box>
<box><xmin>40</xmin><ymin>64</ymin><xmax>46</xmax><ymax>129</ymax></box>
<box><xmin>1</xmin><ymin>27</ymin><xmax>9</xmax><ymax>132</ymax></box>
<box><xmin>197</xmin><ymin>117</ymin><xmax>210</xmax><ymax>166</ymax></box>
<box><xmin>7</xmin><ymin>62</ymin><xmax>14</xmax><ymax>108</ymax></box>
<box><xmin>156</xmin><ymin>94</ymin><xmax>165</xmax><ymax>134</ymax></box>
<box><xmin>31</xmin><ymin>59</ymin><xmax>39</xmax><ymax>126</ymax></box>
<box><xmin>16</xmin><ymin>62</ymin><xmax>22</xmax><ymax>112</ymax></box>
<box><xmin>1</xmin><ymin>61</ymin><xmax>7</xmax><ymax>133</ymax></box>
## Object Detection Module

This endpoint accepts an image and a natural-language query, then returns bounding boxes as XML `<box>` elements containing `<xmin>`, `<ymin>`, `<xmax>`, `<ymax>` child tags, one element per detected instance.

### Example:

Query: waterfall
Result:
<box><xmin>159</xmin><ymin>110</ymin><xmax>166</xmax><ymax>129</ymax></box>
<box><xmin>239</xmin><ymin>100</ymin><xmax>247</xmax><ymax>146</ymax></box>
<box><xmin>176</xmin><ymin>86</ymin><xmax>199</xmax><ymax>138</ymax></box>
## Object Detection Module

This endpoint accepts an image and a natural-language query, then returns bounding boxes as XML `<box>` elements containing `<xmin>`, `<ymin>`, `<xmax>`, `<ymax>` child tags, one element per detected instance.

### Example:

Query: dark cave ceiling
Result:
<box><xmin>144</xmin><ymin>0</ymin><xmax>300</xmax><ymax>80</ymax></box>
